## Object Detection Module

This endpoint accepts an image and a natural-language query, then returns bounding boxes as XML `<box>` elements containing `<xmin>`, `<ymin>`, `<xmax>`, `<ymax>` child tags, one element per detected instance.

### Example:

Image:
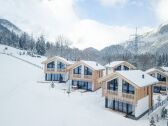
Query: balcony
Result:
<box><xmin>57</xmin><ymin>68</ymin><xmax>66</xmax><ymax>72</ymax></box>
<box><xmin>72</xmin><ymin>74</ymin><xmax>92</xmax><ymax>80</ymax></box>
<box><xmin>47</xmin><ymin>68</ymin><xmax>55</xmax><ymax>71</ymax></box>
<box><xmin>46</xmin><ymin>68</ymin><xmax>66</xmax><ymax>73</ymax></box>
<box><xmin>104</xmin><ymin>90</ymin><xmax>136</xmax><ymax>104</ymax></box>
<box><xmin>73</xmin><ymin>74</ymin><xmax>81</xmax><ymax>78</ymax></box>
<box><xmin>84</xmin><ymin>75</ymin><xmax>92</xmax><ymax>79</ymax></box>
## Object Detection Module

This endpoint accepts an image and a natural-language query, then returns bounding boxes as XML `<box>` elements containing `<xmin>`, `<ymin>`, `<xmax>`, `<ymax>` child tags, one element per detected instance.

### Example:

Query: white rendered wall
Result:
<box><xmin>135</xmin><ymin>96</ymin><xmax>149</xmax><ymax>117</ymax></box>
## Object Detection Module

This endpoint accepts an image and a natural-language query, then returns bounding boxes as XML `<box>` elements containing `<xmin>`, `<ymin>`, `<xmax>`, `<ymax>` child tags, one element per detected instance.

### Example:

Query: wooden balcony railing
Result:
<box><xmin>73</xmin><ymin>74</ymin><xmax>81</xmax><ymax>78</ymax></box>
<box><xmin>84</xmin><ymin>75</ymin><xmax>92</xmax><ymax>79</ymax></box>
<box><xmin>57</xmin><ymin>69</ymin><xmax>66</xmax><ymax>72</ymax></box>
<box><xmin>47</xmin><ymin>68</ymin><xmax>55</xmax><ymax>71</ymax></box>
<box><xmin>104</xmin><ymin>90</ymin><xmax>136</xmax><ymax>104</ymax></box>
<box><xmin>46</xmin><ymin>68</ymin><xmax>66</xmax><ymax>72</ymax></box>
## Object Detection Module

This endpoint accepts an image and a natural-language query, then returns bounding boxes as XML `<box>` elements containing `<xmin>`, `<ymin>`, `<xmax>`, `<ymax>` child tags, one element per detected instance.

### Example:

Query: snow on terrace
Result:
<box><xmin>0</xmin><ymin>44</ymin><xmax>46</xmax><ymax>67</ymax></box>
<box><xmin>0</xmin><ymin>52</ymin><xmax>166</xmax><ymax>126</ymax></box>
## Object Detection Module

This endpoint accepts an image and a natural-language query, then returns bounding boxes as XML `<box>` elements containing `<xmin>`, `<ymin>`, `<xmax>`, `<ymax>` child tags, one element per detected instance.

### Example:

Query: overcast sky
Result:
<box><xmin>0</xmin><ymin>0</ymin><xmax>168</xmax><ymax>50</ymax></box>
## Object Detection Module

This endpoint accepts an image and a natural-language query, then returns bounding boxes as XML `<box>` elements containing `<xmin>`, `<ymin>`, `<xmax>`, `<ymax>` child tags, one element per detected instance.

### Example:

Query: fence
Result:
<box><xmin>148</xmin><ymin>97</ymin><xmax>168</xmax><ymax>115</ymax></box>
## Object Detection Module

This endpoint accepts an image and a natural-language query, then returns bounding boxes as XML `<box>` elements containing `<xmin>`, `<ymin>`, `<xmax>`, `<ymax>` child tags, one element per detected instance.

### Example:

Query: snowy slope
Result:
<box><xmin>0</xmin><ymin>48</ymin><xmax>166</xmax><ymax>126</ymax></box>
<box><xmin>0</xmin><ymin>44</ymin><xmax>46</xmax><ymax>68</ymax></box>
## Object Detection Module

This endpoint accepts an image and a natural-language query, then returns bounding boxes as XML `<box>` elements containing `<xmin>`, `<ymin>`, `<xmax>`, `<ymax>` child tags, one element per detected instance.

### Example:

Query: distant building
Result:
<box><xmin>67</xmin><ymin>60</ymin><xmax>105</xmax><ymax>91</ymax></box>
<box><xmin>42</xmin><ymin>56</ymin><xmax>74</xmax><ymax>82</ymax></box>
<box><xmin>146</xmin><ymin>67</ymin><xmax>168</xmax><ymax>94</ymax></box>
<box><xmin>99</xmin><ymin>70</ymin><xmax>158</xmax><ymax>119</ymax></box>
<box><xmin>105</xmin><ymin>61</ymin><xmax>136</xmax><ymax>75</ymax></box>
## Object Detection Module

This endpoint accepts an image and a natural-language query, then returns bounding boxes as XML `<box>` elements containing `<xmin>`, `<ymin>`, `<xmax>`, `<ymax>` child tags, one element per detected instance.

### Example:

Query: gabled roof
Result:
<box><xmin>160</xmin><ymin>66</ymin><xmax>168</xmax><ymax>72</ymax></box>
<box><xmin>145</xmin><ymin>68</ymin><xmax>158</xmax><ymax>73</ymax></box>
<box><xmin>67</xmin><ymin>60</ymin><xmax>105</xmax><ymax>71</ymax></box>
<box><xmin>117</xmin><ymin>70</ymin><xmax>158</xmax><ymax>87</ymax></box>
<box><xmin>41</xmin><ymin>56</ymin><xmax>74</xmax><ymax>65</ymax></box>
<box><xmin>145</xmin><ymin>67</ymin><xmax>168</xmax><ymax>77</ymax></box>
<box><xmin>99</xmin><ymin>70</ymin><xmax>158</xmax><ymax>88</ymax></box>
<box><xmin>105</xmin><ymin>61</ymin><xmax>136</xmax><ymax>69</ymax></box>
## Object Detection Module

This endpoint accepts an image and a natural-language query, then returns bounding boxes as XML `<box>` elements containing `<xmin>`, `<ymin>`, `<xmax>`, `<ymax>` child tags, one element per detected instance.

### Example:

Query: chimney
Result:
<box><xmin>142</xmin><ymin>74</ymin><xmax>144</xmax><ymax>79</ymax></box>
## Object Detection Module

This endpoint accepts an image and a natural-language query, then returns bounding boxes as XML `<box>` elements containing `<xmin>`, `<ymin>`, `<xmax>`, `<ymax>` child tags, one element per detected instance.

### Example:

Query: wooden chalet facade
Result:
<box><xmin>146</xmin><ymin>67</ymin><xmax>168</xmax><ymax>94</ymax></box>
<box><xmin>66</xmin><ymin>60</ymin><xmax>105</xmax><ymax>91</ymax></box>
<box><xmin>99</xmin><ymin>70</ymin><xmax>158</xmax><ymax>119</ymax></box>
<box><xmin>105</xmin><ymin>61</ymin><xmax>136</xmax><ymax>75</ymax></box>
<box><xmin>42</xmin><ymin>56</ymin><xmax>74</xmax><ymax>82</ymax></box>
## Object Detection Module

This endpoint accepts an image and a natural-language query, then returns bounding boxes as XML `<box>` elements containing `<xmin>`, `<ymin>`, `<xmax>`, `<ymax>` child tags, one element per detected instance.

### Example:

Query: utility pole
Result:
<box><xmin>130</xmin><ymin>27</ymin><xmax>140</xmax><ymax>54</ymax></box>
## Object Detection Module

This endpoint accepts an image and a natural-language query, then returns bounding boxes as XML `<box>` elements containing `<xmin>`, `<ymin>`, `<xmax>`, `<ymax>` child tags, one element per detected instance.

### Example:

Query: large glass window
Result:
<box><xmin>57</xmin><ymin>61</ymin><xmax>65</xmax><ymax>69</ymax></box>
<box><xmin>123</xmin><ymin>66</ymin><xmax>129</xmax><ymax>70</ymax></box>
<box><xmin>47</xmin><ymin>61</ymin><xmax>55</xmax><ymax>68</ymax></box>
<box><xmin>73</xmin><ymin>66</ymin><xmax>82</xmax><ymax>74</ymax></box>
<box><xmin>84</xmin><ymin>66</ymin><xmax>92</xmax><ymax>75</ymax></box>
<box><xmin>115</xmin><ymin>65</ymin><xmax>121</xmax><ymax>71</ymax></box>
<box><xmin>154</xmin><ymin>86</ymin><xmax>161</xmax><ymax>93</ymax></box>
<box><xmin>106</xmin><ymin>100</ymin><xmax>134</xmax><ymax>116</ymax></box>
<box><xmin>157</xmin><ymin>73</ymin><xmax>166</xmax><ymax>81</ymax></box>
<box><xmin>72</xmin><ymin>80</ymin><xmax>92</xmax><ymax>91</ymax></box>
<box><xmin>107</xmin><ymin>78</ymin><xmax>118</xmax><ymax>91</ymax></box>
<box><xmin>122</xmin><ymin>80</ymin><xmax>135</xmax><ymax>94</ymax></box>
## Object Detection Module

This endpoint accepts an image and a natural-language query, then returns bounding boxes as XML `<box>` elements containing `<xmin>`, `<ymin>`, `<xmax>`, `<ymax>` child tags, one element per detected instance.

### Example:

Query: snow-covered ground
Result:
<box><xmin>0</xmin><ymin>45</ymin><xmax>167</xmax><ymax>126</ymax></box>
<box><xmin>0</xmin><ymin>44</ymin><xmax>46</xmax><ymax>68</ymax></box>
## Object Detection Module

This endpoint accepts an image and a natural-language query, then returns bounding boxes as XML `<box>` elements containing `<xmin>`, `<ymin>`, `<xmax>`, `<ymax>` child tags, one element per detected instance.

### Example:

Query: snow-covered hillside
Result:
<box><xmin>0</xmin><ymin>46</ymin><xmax>166</xmax><ymax>126</ymax></box>
<box><xmin>122</xmin><ymin>23</ymin><xmax>168</xmax><ymax>54</ymax></box>
<box><xmin>0</xmin><ymin>44</ymin><xmax>46</xmax><ymax>68</ymax></box>
<box><xmin>0</xmin><ymin>19</ymin><xmax>22</xmax><ymax>35</ymax></box>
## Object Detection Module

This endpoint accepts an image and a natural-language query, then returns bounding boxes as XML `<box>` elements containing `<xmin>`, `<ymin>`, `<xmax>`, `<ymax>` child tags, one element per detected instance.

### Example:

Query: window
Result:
<box><xmin>47</xmin><ymin>61</ymin><xmax>55</xmax><ymax>68</ymax></box>
<box><xmin>157</xmin><ymin>73</ymin><xmax>166</xmax><ymax>81</ymax></box>
<box><xmin>57</xmin><ymin>61</ymin><xmax>65</xmax><ymax>69</ymax></box>
<box><xmin>107</xmin><ymin>78</ymin><xmax>118</xmax><ymax>91</ymax></box>
<box><xmin>161</xmin><ymin>86</ymin><xmax>166</xmax><ymax>91</ymax></box>
<box><xmin>72</xmin><ymin>80</ymin><xmax>92</xmax><ymax>91</ymax></box>
<box><xmin>123</xmin><ymin>66</ymin><xmax>129</xmax><ymax>70</ymax></box>
<box><xmin>122</xmin><ymin>80</ymin><xmax>135</xmax><ymax>94</ymax></box>
<box><xmin>154</xmin><ymin>86</ymin><xmax>161</xmax><ymax>93</ymax></box>
<box><xmin>73</xmin><ymin>66</ymin><xmax>82</xmax><ymax>74</ymax></box>
<box><xmin>115</xmin><ymin>65</ymin><xmax>121</xmax><ymax>71</ymax></box>
<box><xmin>150</xmin><ymin>73</ymin><xmax>155</xmax><ymax>77</ymax></box>
<box><xmin>84</xmin><ymin>66</ymin><xmax>92</xmax><ymax>75</ymax></box>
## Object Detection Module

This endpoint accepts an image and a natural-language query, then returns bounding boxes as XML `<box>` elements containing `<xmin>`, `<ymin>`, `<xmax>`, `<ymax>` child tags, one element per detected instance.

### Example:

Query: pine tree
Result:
<box><xmin>150</xmin><ymin>117</ymin><xmax>156</xmax><ymax>126</ymax></box>
<box><xmin>35</xmin><ymin>35</ymin><xmax>46</xmax><ymax>55</ymax></box>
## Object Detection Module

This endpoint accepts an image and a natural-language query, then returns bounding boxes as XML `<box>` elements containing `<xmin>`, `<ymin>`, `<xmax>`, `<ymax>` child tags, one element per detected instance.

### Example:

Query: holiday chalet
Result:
<box><xmin>99</xmin><ymin>70</ymin><xmax>158</xmax><ymax>119</ymax></box>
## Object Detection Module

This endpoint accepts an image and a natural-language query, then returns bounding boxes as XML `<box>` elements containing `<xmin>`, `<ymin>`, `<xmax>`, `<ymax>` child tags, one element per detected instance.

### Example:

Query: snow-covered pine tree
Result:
<box><xmin>150</xmin><ymin>117</ymin><xmax>156</xmax><ymax>126</ymax></box>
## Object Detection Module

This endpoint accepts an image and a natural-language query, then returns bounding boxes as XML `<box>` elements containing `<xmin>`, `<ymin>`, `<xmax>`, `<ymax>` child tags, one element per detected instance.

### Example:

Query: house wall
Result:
<box><xmin>135</xmin><ymin>96</ymin><xmax>149</xmax><ymax>117</ymax></box>
<box><xmin>147</xmin><ymin>70</ymin><xmax>168</xmax><ymax>94</ymax></box>
<box><xmin>69</xmin><ymin>64</ymin><xmax>104</xmax><ymax>91</ymax></box>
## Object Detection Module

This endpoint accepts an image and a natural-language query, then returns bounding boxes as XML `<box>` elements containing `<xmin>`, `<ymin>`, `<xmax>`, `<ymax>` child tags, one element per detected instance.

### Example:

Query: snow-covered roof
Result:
<box><xmin>105</xmin><ymin>61</ymin><xmax>125</xmax><ymax>67</ymax></box>
<box><xmin>146</xmin><ymin>67</ymin><xmax>168</xmax><ymax>77</ymax></box>
<box><xmin>42</xmin><ymin>56</ymin><xmax>74</xmax><ymax>65</ymax></box>
<box><xmin>105</xmin><ymin>61</ymin><xmax>136</xmax><ymax>69</ymax></box>
<box><xmin>161</xmin><ymin>66</ymin><xmax>168</xmax><ymax>72</ymax></box>
<box><xmin>81</xmin><ymin>60</ymin><xmax>105</xmax><ymax>70</ymax></box>
<box><xmin>145</xmin><ymin>68</ymin><xmax>158</xmax><ymax>73</ymax></box>
<box><xmin>117</xmin><ymin>70</ymin><xmax>158</xmax><ymax>87</ymax></box>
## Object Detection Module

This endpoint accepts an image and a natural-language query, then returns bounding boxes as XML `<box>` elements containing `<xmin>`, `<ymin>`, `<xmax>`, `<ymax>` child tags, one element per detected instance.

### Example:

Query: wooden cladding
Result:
<box><xmin>135</xmin><ymin>86</ymin><xmax>149</xmax><ymax>100</ymax></box>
